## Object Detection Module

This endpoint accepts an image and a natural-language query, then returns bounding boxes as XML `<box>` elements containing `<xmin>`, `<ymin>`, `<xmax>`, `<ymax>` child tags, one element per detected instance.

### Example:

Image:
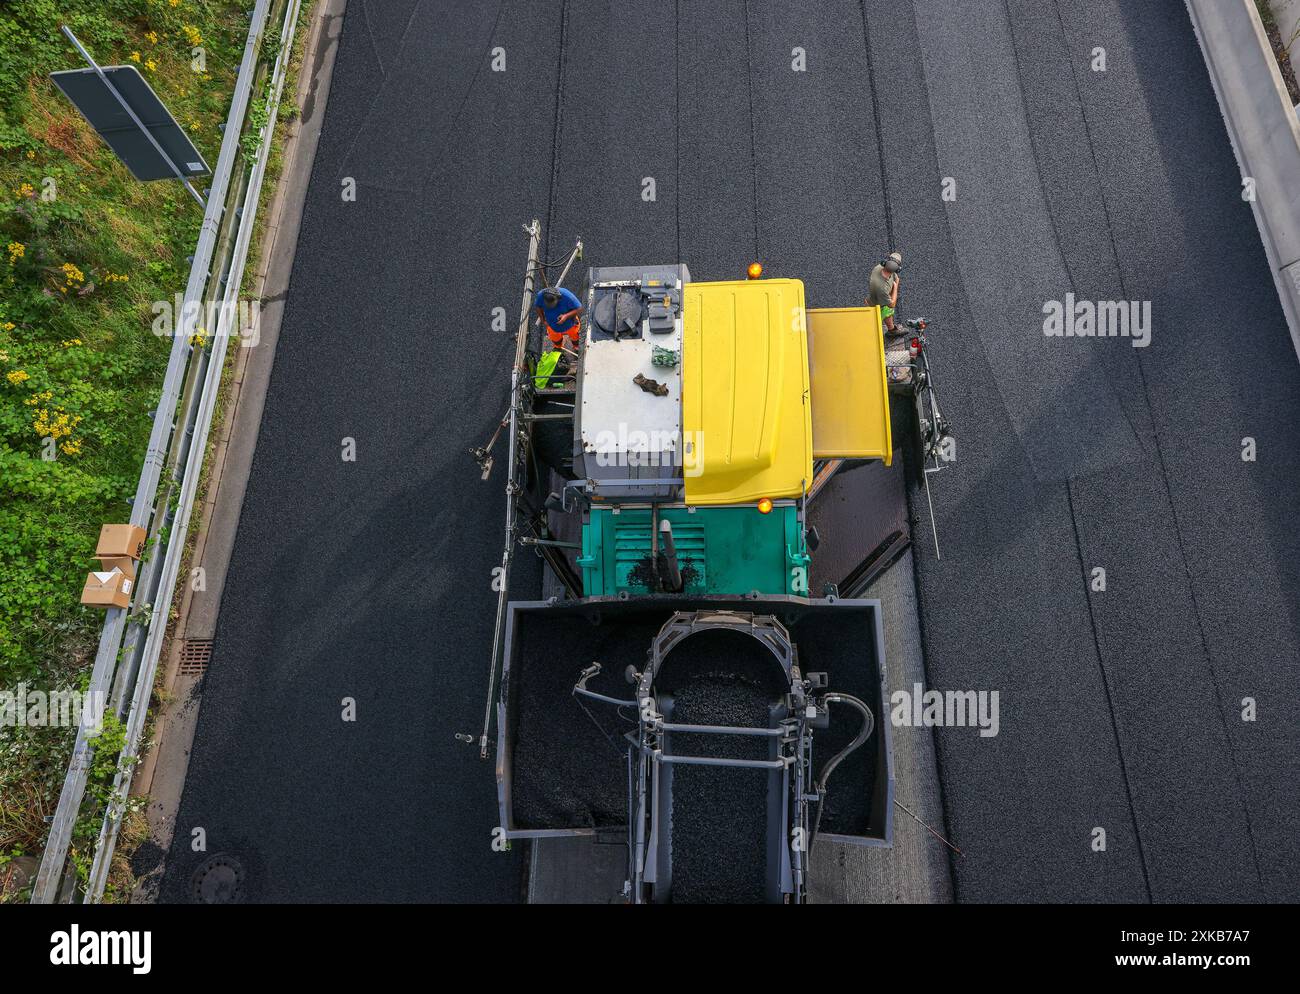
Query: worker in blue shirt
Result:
<box><xmin>535</xmin><ymin>286</ymin><xmax>584</xmax><ymax>348</ymax></box>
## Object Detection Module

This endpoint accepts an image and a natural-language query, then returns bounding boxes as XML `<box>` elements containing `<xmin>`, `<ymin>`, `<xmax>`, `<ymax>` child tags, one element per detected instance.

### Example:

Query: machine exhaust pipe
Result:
<box><xmin>658</xmin><ymin>519</ymin><xmax>683</xmax><ymax>592</ymax></box>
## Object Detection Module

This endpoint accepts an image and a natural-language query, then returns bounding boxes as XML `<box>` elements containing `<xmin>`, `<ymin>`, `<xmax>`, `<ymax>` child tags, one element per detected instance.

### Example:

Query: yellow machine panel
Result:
<box><xmin>682</xmin><ymin>279</ymin><xmax>814</xmax><ymax>505</ymax></box>
<box><xmin>806</xmin><ymin>307</ymin><xmax>893</xmax><ymax>464</ymax></box>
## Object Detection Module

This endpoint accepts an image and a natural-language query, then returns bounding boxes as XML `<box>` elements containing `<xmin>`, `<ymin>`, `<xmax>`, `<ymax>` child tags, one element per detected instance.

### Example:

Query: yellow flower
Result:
<box><xmin>26</xmin><ymin>150</ymin><xmax>35</xmax><ymax>160</ymax></box>
<box><xmin>182</xmin><ymin>26</ymin><xmax>203</xmax><ymax>46</ymax></box>
<box><xmin>7</xmin><ymin>241</ymin><xmax>24</xmax><ymax>264</ymax></box>
<box><xmin>6</xmin><ymin>369</ymin><xmax>30</xmax><ymax>385</ymax></box>
<box><xmin>1</xmin><ymin>322</ymin><xmax>14</xmax><ymax>331</ymax></box>
<box><xmin>61</xmin><ymin>262</ymin><xmax>85</xmax><ymax>286</ymax></box>
<box><xmin>145</xmin><ymin>31</ymin><xmax>159</xmax><ymax>44</ymax></box>
<box><xmin>60</xmin><ymin>440</ymin><xmax>82</xmax><ymax>456</ymax></box>
<box><xmin>170</xmin><ymin>0</ymin><xmax>181</xmax><ymax>7</ymax></box>
<box><xmin>145</xmin><ymin>59</ymin><xmax>158</xmax><ymax>73</ymax></box>
<box><xmin>32</xmin><ymin>405</ymin><xmax>80</xmax><ymax>440</ymax></box>
<box><xmin>130</xmin><ymin>51</ymin><xmax>141</xmax><ymax>62</ymax></box>
<box><xmin>13</xmin><ymin>183</ymin><xmax>34</xmax><ymax>199</ymax></box>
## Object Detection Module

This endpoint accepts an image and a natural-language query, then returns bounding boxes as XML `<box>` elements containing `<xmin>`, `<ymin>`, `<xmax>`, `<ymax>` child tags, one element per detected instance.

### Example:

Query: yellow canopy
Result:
<box><xmin>681</xmin><ymin>279</ymin><xmax>813</xmax><ymax>505</ymax></box>
<box><xmin>806</xmin><ymin>307</ymin><xmax>893</xmax><ymax>464</ymax></box>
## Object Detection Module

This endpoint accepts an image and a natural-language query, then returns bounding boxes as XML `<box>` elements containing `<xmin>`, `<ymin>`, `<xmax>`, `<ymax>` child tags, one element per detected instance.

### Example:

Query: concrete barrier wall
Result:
<box><xmin>1188</xmin><ymin>0</ymin><xmax>1300</xmax><ymax>362</ymax></box>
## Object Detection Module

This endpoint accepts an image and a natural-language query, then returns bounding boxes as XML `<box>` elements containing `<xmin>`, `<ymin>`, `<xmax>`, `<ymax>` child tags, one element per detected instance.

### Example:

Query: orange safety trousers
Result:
<box><xmin>547</xmin><ymin>323</ymin><xmax>580</xmax><ymax>345</ymax></box>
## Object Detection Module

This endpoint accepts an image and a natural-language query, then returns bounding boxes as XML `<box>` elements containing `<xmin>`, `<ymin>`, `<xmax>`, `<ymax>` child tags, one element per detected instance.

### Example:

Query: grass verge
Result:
<box><xmin>1</xmin><ymin>0</ymin><xmax>310</xmax><ymax>902</ymax></box>
<box><xmin>1257</xmin><ymin>0</ymin><xmax>1300</xmax><ymax>105</ymax></box>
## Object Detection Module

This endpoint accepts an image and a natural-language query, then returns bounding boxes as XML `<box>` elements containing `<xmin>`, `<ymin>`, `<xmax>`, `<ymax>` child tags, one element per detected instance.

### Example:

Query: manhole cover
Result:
<box><xmin>191</xmin><ymin>854</ymin><xmax>245</xmax><ymax>904</ymax></box>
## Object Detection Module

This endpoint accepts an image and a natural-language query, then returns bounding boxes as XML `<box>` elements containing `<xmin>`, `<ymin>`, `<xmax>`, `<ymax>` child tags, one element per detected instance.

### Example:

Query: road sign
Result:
<box><xmin>50</xmin><ymin>27</ymin><xmax>207</xmax><ymax>205</ymax></box>
<box><xmin>51</xmin><ymin>66</ymin><xmax>208</xmax><ymax>181</ymax></box>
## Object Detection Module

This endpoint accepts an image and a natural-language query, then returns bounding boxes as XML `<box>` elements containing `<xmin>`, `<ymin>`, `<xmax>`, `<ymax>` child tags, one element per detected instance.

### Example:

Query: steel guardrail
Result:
<box><xmin>32</xmin><ymin>0</ymin><xmax>304</xmax><ymax>903</ymax></box>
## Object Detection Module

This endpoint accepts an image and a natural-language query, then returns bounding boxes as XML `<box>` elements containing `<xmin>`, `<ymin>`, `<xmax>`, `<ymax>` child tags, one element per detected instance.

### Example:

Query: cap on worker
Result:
<box><xmin>884</xmin><ymin>250</ymin><xmax>903</xmax><ymax>273</ymax></box>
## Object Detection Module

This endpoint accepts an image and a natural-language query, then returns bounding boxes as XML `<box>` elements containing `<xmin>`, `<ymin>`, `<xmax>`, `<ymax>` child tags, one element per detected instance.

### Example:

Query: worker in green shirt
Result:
<box><xmin>866</xmin><ymin>251</ymin><xmax>903</xmax><ymax>335</ymax></box>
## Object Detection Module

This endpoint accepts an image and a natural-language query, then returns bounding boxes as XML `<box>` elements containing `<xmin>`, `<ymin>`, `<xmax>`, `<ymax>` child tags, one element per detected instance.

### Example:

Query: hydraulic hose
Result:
<box><xmin>810</xmin><ymin>693</ymin><xmax>875</xmax><ymax>850</ymax></box>
<box><xmin>573</xmin><ymin>662</ymin><xmax>638</xmax><ymax>707</ymax></box>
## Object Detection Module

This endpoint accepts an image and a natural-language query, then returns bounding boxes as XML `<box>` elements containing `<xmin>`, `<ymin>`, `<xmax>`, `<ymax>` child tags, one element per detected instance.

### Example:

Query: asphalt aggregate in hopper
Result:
<box><xmin>660</xmin><ymin>629</ymin><xmax>783</xmax><ymax>904</ymax></box>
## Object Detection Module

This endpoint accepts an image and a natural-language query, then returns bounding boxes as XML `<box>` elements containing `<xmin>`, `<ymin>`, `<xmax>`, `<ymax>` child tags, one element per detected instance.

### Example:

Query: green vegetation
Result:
<box><xmin>0</xmin><ymin>0</ymin><xmax>248</xmax><ymax>897</ymax></box>
<box><xmin>1257</xmin><ymin>0</ymin><xmax>1300</xmax><ymax>105</ymax></box>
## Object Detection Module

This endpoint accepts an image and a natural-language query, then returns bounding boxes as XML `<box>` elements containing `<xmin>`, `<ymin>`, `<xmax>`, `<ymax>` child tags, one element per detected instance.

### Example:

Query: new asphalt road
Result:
<box><xmin>161</xmin><ymin>0</ymin><xmax>1300</xmax><ymax>902</ymax></box>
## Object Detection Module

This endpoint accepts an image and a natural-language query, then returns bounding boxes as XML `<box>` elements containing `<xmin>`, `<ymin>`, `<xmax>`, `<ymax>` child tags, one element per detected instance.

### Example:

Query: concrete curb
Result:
<box><xmin>130</xmin><ymin>0</ymin><xmax>349</xmax><ymax>898</ymax></box>
<box><xmin>1187</xmin><ymin>0</ymin><xmax>1300</xmax><ymax>362</ymax></box>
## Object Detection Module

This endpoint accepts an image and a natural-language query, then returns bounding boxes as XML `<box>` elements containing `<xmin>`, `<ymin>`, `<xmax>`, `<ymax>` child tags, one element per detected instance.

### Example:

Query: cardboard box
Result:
<box><xmin>96</xmin><ymin>523</ymin><xmax>147</xmax><ymax>561</ymax></box>
<box><xmin>80</xmin><ymin>568</ymin><xmax>134</xmax><ymax>610</ymax></box>
<box><xmin>97</xmin><ymin>555</ymin><xmax>137</xmax><ymax>580</ymax></box>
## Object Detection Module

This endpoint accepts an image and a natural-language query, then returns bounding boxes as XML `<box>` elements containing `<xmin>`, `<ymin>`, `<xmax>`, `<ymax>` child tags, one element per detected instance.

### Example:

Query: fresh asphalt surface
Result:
<box><xmin>161</xmin><ymin>0</ymin><xmax>1300</xmax><ymax>902</ymax></box>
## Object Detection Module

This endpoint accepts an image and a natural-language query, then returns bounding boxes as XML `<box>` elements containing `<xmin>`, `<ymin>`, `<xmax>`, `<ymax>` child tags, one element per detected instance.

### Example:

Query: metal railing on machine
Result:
<box><xmin>31</xmin><ymin>0</ymin><xmax>305</xmax><ymax>904</ymax></box>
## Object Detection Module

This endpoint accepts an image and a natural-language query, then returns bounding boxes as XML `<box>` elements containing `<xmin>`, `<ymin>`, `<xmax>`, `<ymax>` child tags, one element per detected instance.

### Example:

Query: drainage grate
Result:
<box><xmin>179</xmin><ymin>638</ymin><xmax>213</xmax><ymax>676</ymax></box>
